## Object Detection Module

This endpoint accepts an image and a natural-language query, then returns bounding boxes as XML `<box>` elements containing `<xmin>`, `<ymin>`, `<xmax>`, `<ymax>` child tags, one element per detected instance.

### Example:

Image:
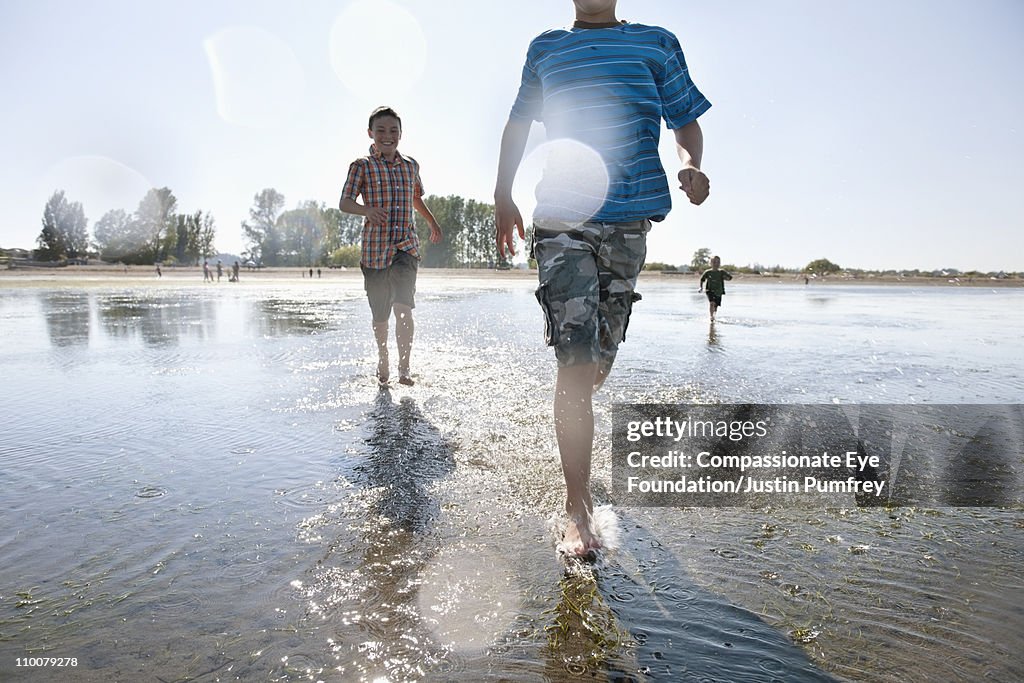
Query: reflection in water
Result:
<box><xmin>707</xmin><ymin>320</ymin><xmax>719</xmax><ymax>348</ymax></box>
<box><xmin>542</xmin><ymin>520</ymin><xmax>836</xmax><ymax>681</ymax></box>
<box><xmin>294</xmin><ymin>391</ymin><xmax>458</xmax><ymax>680</ymax></box>
<box><xmin>36</xmin><ymin>292</ymin><xmax>339</xmax><ymax>350</ymax></box>
<box><xmin>97</xmin><ymin>293</ymin><xmax>219</xmax><ymax>346</ymax></box>
<box><xmin>255</xmin><ymin>299</ymin><xmax>334</xmax><ymax>337</ymax></box>
<box><xmin>41</xmin><ymin>291</ymin><xmax>91</xmax><ymax>347</ymax></box>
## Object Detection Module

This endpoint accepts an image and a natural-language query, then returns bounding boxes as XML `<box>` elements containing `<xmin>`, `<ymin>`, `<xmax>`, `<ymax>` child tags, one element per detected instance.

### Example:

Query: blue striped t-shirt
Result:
<box><xmin>510</xmin><ymin>22</ymin><xmax>711</xmax><ymax>223</ymax></box>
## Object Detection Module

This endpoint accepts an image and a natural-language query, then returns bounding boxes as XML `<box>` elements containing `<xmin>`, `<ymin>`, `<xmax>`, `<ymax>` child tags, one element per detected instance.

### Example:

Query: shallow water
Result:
<box><xmin>0</xmin><ymin>276</ymin><xmax>1022</xmax><ymax>682</ymax></box>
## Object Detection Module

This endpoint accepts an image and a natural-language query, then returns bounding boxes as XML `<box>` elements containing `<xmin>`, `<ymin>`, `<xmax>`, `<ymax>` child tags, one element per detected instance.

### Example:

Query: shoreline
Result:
<box><xmin>1</xmin><ymin>265</ymin><xmax>1021</xmax><ymax>288</ymax></box>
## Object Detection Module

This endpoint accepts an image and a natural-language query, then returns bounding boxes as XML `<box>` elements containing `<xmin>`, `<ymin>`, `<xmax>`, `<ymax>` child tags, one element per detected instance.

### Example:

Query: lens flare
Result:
<box><xmin>37</xmin><ymin>156</ymin><xmax>152</xmax><ymax>222</ymax></box>
<box><xmin>415</xmin><ymin>545</ymin><xmax>519</xmax><ymax>654</ymax></box>
<box><xmin>204</xmin><ymin>26</ymin><xmax>305</xmax><ymax>129</ymax></box>
<box><xmin>329</xmin><ymin>0</ymin><xmax>427</xmax><ymax>101</ymax></box>
<box><xmin>513</xmin><ymin>138</ymin><xmax>610</xmax><ymax>228</ymax></box>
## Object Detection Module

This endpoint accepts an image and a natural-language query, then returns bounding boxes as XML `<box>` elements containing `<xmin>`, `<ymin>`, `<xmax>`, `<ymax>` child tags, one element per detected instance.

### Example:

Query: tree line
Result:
<box><xmin>32</xmin><ymin>186</ymin><xmax>502</xmax><ymax>269</ymax></box>
<box><xmin>35</xmin><ymin>188</ymin><xmax>216</xmax><ymax>265</ymax></box>
<box><xmin>241</xmin><ymin>188</ymin><xmax>501</xmax><ymax>268</ymax></box>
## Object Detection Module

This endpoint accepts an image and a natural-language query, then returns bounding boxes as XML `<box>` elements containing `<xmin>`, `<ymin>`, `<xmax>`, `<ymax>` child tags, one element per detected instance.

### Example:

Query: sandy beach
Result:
<box><xmin>2</xmin><ymin>263</ymin><xmax>1021</xmax><ymax>288</ymax></box>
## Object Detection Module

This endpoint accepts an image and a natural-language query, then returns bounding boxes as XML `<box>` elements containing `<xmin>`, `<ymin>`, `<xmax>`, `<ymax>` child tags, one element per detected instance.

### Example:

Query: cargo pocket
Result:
<box><xmin>621</xmin><ymin>291</ymin><xmax>643</xmax><ymax>342</ymax></box>
<box><xmin>535</xmin><ymin>281</ymin><xmax>558</xmax><ymax>346</ymax></box>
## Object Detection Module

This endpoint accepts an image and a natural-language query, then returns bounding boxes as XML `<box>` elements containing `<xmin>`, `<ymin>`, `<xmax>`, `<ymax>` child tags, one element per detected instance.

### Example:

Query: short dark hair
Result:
<box><xmin>368</xmin><ymin>106</ymin><xmax>401</xmax><ymax>130</ymax></box>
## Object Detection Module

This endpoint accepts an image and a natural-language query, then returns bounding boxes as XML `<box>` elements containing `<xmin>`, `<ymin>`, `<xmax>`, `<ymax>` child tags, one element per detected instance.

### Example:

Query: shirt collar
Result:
<box><xmin>573</xmin><ymin>19</ymin><xmax>625</xmax><ymax>29</ymax></box>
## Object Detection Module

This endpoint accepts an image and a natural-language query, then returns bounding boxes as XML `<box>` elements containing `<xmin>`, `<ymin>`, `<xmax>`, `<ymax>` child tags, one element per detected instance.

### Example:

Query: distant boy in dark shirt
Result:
<box><xmin>699</xmin><ymin>255</ymin><xmax>732</xmax><ymax>321</ymax></box>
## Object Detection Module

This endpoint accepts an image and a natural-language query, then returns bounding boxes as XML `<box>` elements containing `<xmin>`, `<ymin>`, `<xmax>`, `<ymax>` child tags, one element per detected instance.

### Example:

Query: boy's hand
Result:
<box><xmin>494</xmin><ymin>195</ymin><xmax>525</xmax><ymax>259</ymax></box>
<box><xmin>678</xmin><ymin>168</ymin><xmax>710</xmax><ymax>205</ymax></box>
<box><xmin>364</xmin><ymin>206</ymin><xmax>388</xmax><ymax>225</ymax></box>
<box><xmin>429</xmin><ymin>222</ymin><xmax>443</xmax><ymax>244</ymax></box>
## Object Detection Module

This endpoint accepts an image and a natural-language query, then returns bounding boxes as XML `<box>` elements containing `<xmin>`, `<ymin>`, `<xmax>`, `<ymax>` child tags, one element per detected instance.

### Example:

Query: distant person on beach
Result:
<box><xmin>340</xmin><ymin>106</ymin><xmax>443</xmax><ymax>387</ymax></box>
<box><xmin>699</xmin><ymin>255</ymin><xmax>732</xmax><ymax>321</ymax></box>
<box><xmin>232</xmin><ymin>261</ymin><xmax>240</xmax><ymax>282</ymax></box>
<box><xmin>156</xmin><ymin>264</ymin><xmax>162</xmax><ymax>278</ymax></box>
<box><xmin>217</xmin><ymin>260</ymin><xmax>223</xmax><ymax>282</ymax></box>
<box><xmin>494</xmin><ymin>0</ymin><xmax>711</xmax><ymax>556</ymax></box>
<box><xmin>203</xmin><ymin>260</ymin><xmax>211</xmax><ymax>282</ymax></box>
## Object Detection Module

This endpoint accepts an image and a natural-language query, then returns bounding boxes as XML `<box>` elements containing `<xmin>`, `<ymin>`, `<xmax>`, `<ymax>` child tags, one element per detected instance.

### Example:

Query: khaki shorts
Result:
<box><xmin>530</xmin><ymin>219</ymin><xmax>649</xmax><ymax>374</ymax></box>
<box><xmin>361</xmin><ymin>249</ymin><xmax>418</xmax><ymax>323</ymax></box>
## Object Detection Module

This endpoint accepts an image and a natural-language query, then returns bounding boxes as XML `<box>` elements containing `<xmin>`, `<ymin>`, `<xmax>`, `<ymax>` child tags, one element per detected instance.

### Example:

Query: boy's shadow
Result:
<box><xmin>296</xmin><ymin>391</ymin><xmax>457</xmax><ymax>680</ymax></box>
<box><xmin>544</xmin><ymin>511</ymin><xmax>838</xmax><ymax>682</ymax></box>
<box><xmin>355</xmin><ymin>389</ymin><xmax>457</xmax><ymax>532</ymax></box>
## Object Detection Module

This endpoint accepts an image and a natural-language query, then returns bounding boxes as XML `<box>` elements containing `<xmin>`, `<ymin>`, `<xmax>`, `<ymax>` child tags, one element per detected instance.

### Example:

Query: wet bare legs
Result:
<box><xmin>372</xmin><ymin>321</ymin><xmax>390</xmax><ymax>384</ymax></box>
<box><xmin>393</xmin><ymin>303</ymin><xmax>414</xmax><ymax>385</ymax></box>
<box><xmin>554</xmin><ymin>361</ymin><xmax>603</xmax><ymax>555</ymax></box>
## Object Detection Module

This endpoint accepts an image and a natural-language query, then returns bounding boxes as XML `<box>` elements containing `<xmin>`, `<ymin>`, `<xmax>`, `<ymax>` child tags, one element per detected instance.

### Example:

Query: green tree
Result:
<box><xmin>805</xmin><ymin>258</ymin><xmax>841</xmax><ymax>275</ymax></box>
<box><xmin>198</xmin><ymin>212</ymin><xmax>217</xmax><ymax>260</ymax></box>
<box><xmin>329</xmin><ymin>207</ymin><xmax>363</xmax><ymax>247</ymax></box>
<box><xmin>691</xmin><ymin>247</ymin><xmax>711</xmax><ymax>271</ymax></box>
<box><xmin>415</xmin><ymin>195</ymin><xmax>463</xmax><ymax>267</ymax></box>
<box><xmin>37</xmin><ymin>190</ymin><xmax>89</xmax><ymax>260</ymax></box>
<box><xmin>329</xmin><ymin>244</ymin><xmax>361</xmax><ymax>267</ymax></box>
<box><xmin>413</xmin><ymin>194</ymin><xmax>497</xmax><ymax>268</ymax></box>
<box><xmin>169</xmin><ymin>210</ymin><xmax>216</xmax><ymax>264</ymax></box>
<box><xmin>135</xmin><ymin>188</ymin><xmax>178</xmax><ymax>262</ymax></box>
<box><xmin>93</xmin><ymin>208</ymin><xmax>146</xmax><ymax>262</ymax></box>
<box><xmin>242</xmin><ymin>188</ymin><xmax>285</xmax><ymax>265</ymax></box>
<box><xmin>278</xmin><ymin>201</ymin><xmax>328</xmax><ymax>265</ymax></box>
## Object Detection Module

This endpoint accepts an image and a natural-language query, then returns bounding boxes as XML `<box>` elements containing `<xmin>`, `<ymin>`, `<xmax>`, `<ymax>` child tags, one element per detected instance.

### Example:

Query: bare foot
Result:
<box><xmin>398</xmin><ymin>366</ymin><xmax>414</xmax><ymax>386</ymax></box>
<box><xmin>376</xmin><ymin>356</ymin><xmax>389</xmax><ymax>386</ymax></box>
<box><xmin>562</xmin><ymin>513</ymin><xmax>602</xmax><ymax>558</ymax></box>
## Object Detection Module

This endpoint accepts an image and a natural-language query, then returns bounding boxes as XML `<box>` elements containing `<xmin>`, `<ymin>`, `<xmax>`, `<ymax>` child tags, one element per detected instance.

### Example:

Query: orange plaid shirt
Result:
<box><xmin>340</xmin><ymin>145</ymin><xmax>424</xmax><ymax>269</ymax></box>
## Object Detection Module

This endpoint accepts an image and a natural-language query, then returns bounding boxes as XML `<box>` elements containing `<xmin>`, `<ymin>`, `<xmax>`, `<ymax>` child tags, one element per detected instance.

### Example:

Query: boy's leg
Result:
<box><xmin>555</xmin><ymin>361</ymin><xmax>600</xmax><ymax>552</ymax></box>
<box><xmin>389</xmin><ymin>251</ymin><xmax>419</xmax><ymax>384</ymax></box>
<box><xmin>373</xmin><ymin>322</ymin><xmax>390</xmax><ymax>381</ymax></box>
<box><xmin>393</xmin><ymin>303</ymin><xmax>414</xmax><ymax>384</ymax></box>
<box><xmin>362</xmin><ymin>265</ymin><xmax>393</xmax><ymax>383</ymax></box>
<box><xmin>534</xmin><ymin>222</ymin><xmax>605</xmax><ymax>555</ymax></box>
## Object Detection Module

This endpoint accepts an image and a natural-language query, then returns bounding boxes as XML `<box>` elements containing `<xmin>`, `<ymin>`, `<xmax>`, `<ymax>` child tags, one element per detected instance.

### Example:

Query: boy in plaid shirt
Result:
<box><xmin>340</xmin><ymin>106</ymin><xmax>443</xmax><ymax>386</ymax></box>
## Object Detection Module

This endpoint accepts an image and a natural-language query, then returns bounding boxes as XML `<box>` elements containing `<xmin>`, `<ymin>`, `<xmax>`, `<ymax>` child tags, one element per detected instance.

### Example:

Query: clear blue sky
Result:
<box><xmin>2</xmin><ymin>0</ymin><xmax>1022</xmax><ymax>271</ymax></box>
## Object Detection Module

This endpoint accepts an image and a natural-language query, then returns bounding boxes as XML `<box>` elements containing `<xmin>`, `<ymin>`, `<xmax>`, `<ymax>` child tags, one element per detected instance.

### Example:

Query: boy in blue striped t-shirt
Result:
<box><xmin>494</xmin><ymin>0</ymin><xmax>712</xmax><ymax>557</ymax></box>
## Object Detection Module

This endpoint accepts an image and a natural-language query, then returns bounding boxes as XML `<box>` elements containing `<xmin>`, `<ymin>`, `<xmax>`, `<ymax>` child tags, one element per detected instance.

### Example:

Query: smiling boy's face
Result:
<box><xmin>368</xmin><ymin>115</ymin><xmax>402</xmax><ymax>157</ymax></box>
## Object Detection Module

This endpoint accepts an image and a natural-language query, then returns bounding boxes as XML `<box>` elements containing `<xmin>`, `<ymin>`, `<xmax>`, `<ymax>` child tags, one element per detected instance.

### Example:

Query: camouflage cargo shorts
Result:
<box><xmin>530</xmin><ymin>219</ymin><xmax>650</xmax><ymax>374</ymax></box>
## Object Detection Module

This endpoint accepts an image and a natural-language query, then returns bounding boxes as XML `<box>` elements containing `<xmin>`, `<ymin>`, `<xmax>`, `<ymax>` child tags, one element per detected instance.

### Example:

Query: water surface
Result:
<box><xmin>1</xmin><ymin>275</ymin><xmax>1022</xmax><ymax>681</ymax></box>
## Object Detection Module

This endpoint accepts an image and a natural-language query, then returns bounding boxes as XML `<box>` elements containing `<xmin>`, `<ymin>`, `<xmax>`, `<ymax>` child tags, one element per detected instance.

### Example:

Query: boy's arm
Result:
<box><xmin>698</xmin><ymin>269</ymin><xmax>708</xmax><ymax>290</ymax></box>
<box><xmin>723</xmin><ymin>270</ymin><xmax>733</xmax><ymax>280</ymax></box>
<box><xmin>413</xmin><ymin>195</ymin><xmax>443</xmax><ymax>244</ymax></box>
<box><xmin>675</xmin><ymin>121</ymin><xmax>710</xmax><ymax>206</ymax></box>
<box><xmin>494</xmin><ymin>117</ymin><xmax>531</xmax><ymax>259</ymax></box>
<box><xmin>340</xmin><ymin>197</ymin><xmax>387</xmax><ymax>226</ymax></box>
